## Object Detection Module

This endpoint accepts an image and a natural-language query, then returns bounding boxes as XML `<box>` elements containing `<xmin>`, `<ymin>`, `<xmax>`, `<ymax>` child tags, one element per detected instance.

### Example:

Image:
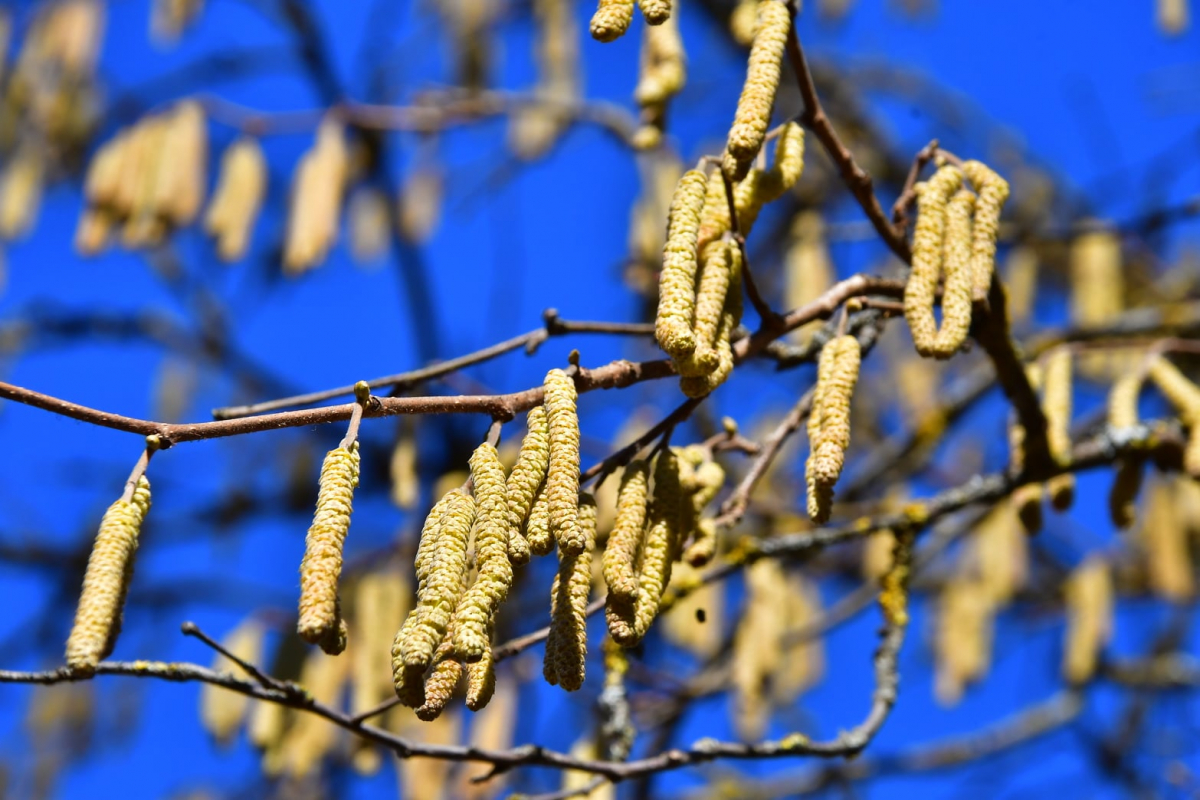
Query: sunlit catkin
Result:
<box><xmin>590</xmin><ymin>0</ymin><xmax>635</xmax><ymax>41</ymax></box>
<box><xmin>961</xmin><ymin>160</ymin><xmax>1010</xmax><ymax>300</ymax></box>
<box><xmin>1004</xmin><ymin>245</ymin><xmax>1039</xmax><ymax>327</ymax></box>
<box><xmin>281</xmin><ymin>650</ymin><xmax>350</xmax><ymax>778</ymax></box>
<box><xmin>452</xmin><ymin>443</ymin><xmax>514</xmax><ymax>661</ymax></box>
<box><xmin>66</xmin><ymin>477</ymin><xmax>152</xmax><ymax>673</ymax></box>
<box><xmin>1108</xmin><ymin>371</ymin><xmax>1144</xmax><ymax>529</ymax></box>
<box><xmin>730</xmin><ymin>0</ymin><xmax>759</xmax><ymax>44</ymax></box>
<box><xmin>935</xmin><ymin>579</ymin><xmax>994</xmax><ymax>706</ymax></box>
<box><xmin>806</xmin><ymin>335</ymin><xmax>861</xmax><ymax>523</ymax></box>
<box><xmin>545</xmin><ymin>493</ymin><xmax>597</xmax><ymax>690</ymax></box>
<box><xmin>604</xmin><ymin>460</ymin><xmax>650</xmax><ymax>601</ymax></box>
<box><xmin>154</xmin><ymin>100</ymin><xmax>206</xmax><ymax>225</ymax></box>
<box><xmin>0</xmin><ymin>142</ymin><xmax>44</xmax><ymax>240</ymax></box>
<box><xmin>544</xmin><ymin>369</ymin><xmax>584</xmax><ymax>554</ymax></box>
<box><xmin>688</xmin><ymin>239</ymin><xmax>736</xmax><ymax>373</ymax></box>
<box><xmin>525</xmin><ymin>483</ymin><xmax>553</xmax><ymax>557</ymax></box>
<box><xmin>1043</xmin><ymin>349</ymin><xmax>1075</xmax><ymax>510</ymax></box>
<box><xmin>506</xmin><ymin>406</ymin><xmax>550</xmax><ymax>564</ymax></box>
<box><xmin>723</xmin><ymin>0</ymin><xmax>790</xmax><ymax>181</ymax></box>
<box><xmin>283</xmin><ymin>116</ymin><xmax>348</xmax><ymax>274</ymax></box>
<box><xmin>298</xmin><ymin>444</ymin><xmax>361</xmax><ymax>655</ymax></box>
<box><xmin>971</xmin><ymin>504</ymin><xmax>1026</xmax><ymax>605</ymax></box>
<box><xmin>465</xmin><ymin>634</ymin><xmax>496</xmax><ymax>711</ymax></box>
<box><xmin>1140</xmin><ymin>476</ymin><xmax>1194</xmax><ymax>600</ymax></box>
<box><xmin>395</xmin><ymin>489</ymin><xmax>475</xmax><ymax>678</ymax></box>
<box><xmin>634</xmin><ymin>9</ymin><xmax>684</xmax><ymax>112</ymax></box>
<box><xmin>784</xmin><ymin>211</ymin><xmax>834</xmax><ymax>345</ymax></box>
<box><xmin>1069</xmin><ymin>227</ymin><xmax>1124</xmax><ymax>379</ymax></box>
<box><xmin>1062</xmin><ymin>556</ymin><xmax>1113</xmax><ymax>684</ymax></box>
<box><xmin>200</xmin><ymin>618</ymin><xmax>265</xmax><ymax>746</ymax></box>
<box><xmin>1158</xmin><ymin>0</ymin><xmax>1190</xmax><ymax>35</ymax></box>
<box><xmin>632</xmin><ymin>450</ymin><xmax>683</xmax><ymax>639</ymax></box>
<box><xmin>903</xmin><ymin>165</ymin><xmax>965</xmax><ymax>358</ymax></box>
<box><xmin>656</xmin><ymin>169</ymin><xmax>708</xmax><ymax>359</ymax></box>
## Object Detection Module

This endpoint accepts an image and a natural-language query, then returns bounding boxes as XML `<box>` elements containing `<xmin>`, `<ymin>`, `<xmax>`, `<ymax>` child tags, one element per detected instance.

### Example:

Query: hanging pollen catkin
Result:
<box><xmin>525</xmin><ymin>483</ymin><xmax>553</xmax><ymax>556</ymax></box>
<box><xmin>1043</xmin><ymin>349</ymin><xmax>1075</xmax><ymax>510</ymax></box>
<box><xmin>935</xmin><ymin>579</ymin><xmax>995</xmax><ymax>706</ymax></box>
<box><xmin>506</xmin><ymin>406</ymin><xmax>550</xmax><ymax>564</ymax></box>
<box><xmin>604</xmin><ymin>460</ymin><xmax>650</xmax><ymax>601</ymax></box>
<box><xmin>687</xmin><ymin>239</ymin><xmax>736</xmax><ymax>374</ymax></box>
<box><xmin>298</xmin><ymin>444</ymin><xmax>361</xmax><ymax>655</ymax></box>
<box><xmin>637</xmin><ymin>0</ymin><xmax>672</xmax><ymax>24</ymax></box>
<box><xmin>1010</xmin><ymin>363</ymin><xmax>1045</xmax><ymax>534</ymax></box>
<box><xmin>1147</xmin><ymin>355</ymin><xmax>1200</xmax><ymax>477</ymax></box>
<box><xmin>723</xmin><ymin>0</ymin><xmax>790</xmax><ymax>181</ymax></box>
<box><xmin>633</xmin><ymin>449</ymin><xmax>683</xmax><ymax>639</ymax></box>
<box><xmin>154</xmin><ymin>100</ymin><xmax>207</xmax><ymax>225</ymax></box>
<box><xmin>679</xmin><ymin>244</ymin><xmax>743</xmax><ymax>398</ymax></box>
<box><xmin>806</xmin><ymin>335</ymin><xmax>862</xmax><ymax>523</ymax></box>
<box><xmin>634</xmin><ymin>8</ymin><xmax>684</xmax><ymax>113</ymax></box>
<box><xmin>1140</xmin><ymin>477</ymin><xmax>1195</xmax><ymax>600</ymax></box>
<box><xmin>283</xmin><ymin>116</ymin><xmax>348</xmax><ymax>274</ymax></box>
<box><xmin>1108</xmin><ymin>372</ymin><xmax>1145</xmax><ymax>529</ymax></box>
<box><xmin>903</xmin><ymin>165</ymin><xmax>966</xmax><ymax>358</ymax></box>
<box><xmin>394</xmin><ymin>489</ymin><xmax>475</xmax><ymax>686</ymax></box>
<box><xmin>589</xmin><ymin>0</ymin><xmax>635</xmax><ymax>41</ymax></box>
<box><xmin>66</xmin><ymin>477</ymin><xmax>152</xmax><ymax>673</ymax></box>
<box><xmin>656</xmin><ymin>169</ymin><xmax>708</xmax><ymax>359</ymax></box>
<box><xmin>416</xmin><ymin>648</ymin><xmax>464</xmax><ymax>721</ymax></box>
<box><xmin>544</xmin><ymin>493</ymin><xmax>597</xmax><ymax>690</ymax></box>
<box><xmin>465</xmin><ymin>630</ymin><xmax>497</xmax><ymax>711</ymax></box>
<box><xmin>1062</xmin><ymin>557</ymin><xmax>1113</xmax><ymax>684</ymax></box>
<box><xmin>451</xmin><ymin>443</ymin><xmax>514</xmax><ymax>661</ymax></box>
<box><xmin>544</xmin><ymin>369</ymin><xmax>584</xmax><ymax>554</ymax></box>
<box><xmin>204</xmin><ymin>137</ymin><xmax>266</xmax><ymax>262</ymax></box>
<box><xmin>200</xmin><ymin>618</ymin><xmax>265</xmax><ymax>746</ymax></box>
<box><xmin>961</xmin><ymin>160</ymin><xmax>1010</xmax><ymax>300</ymax></box>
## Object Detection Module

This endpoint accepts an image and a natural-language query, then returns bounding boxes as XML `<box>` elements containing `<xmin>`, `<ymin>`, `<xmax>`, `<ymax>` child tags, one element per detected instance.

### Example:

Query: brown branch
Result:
<box><xmin>891</xmin><ymin>139</ymin><xmax>940</xmax><ymax>229</ymax></box>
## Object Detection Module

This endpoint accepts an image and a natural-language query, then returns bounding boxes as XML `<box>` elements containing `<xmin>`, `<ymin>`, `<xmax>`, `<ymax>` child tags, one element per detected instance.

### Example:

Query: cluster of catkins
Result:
<box><xmin>902</xmin><ymin>160</ymin><xmax>1010</xmax><ymax>359</ymax></box>
<box><xmin>76</xmin><ymin>100</ymin><xmax>207</xmax><ymax>252</ymax></box>
<box><xmin>589</xmin><ymin>0</ymin><xmax>672</xmax><ymax>42</ymax></box>
<box><xmin>655</xmin><ymin>122</ymin><xmax>805</xmax><ymax>397</ymax></box>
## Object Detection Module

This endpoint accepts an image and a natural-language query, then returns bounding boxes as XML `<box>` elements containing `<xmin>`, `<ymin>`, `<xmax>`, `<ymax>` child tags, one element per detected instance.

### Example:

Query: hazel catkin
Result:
<box><xmin>1062</xmin><ymin>556</ymin><xmax>1113</xmax><ymax>684</ymax></box>
<box><xmin>506</xmin><ymin>406</ymin><xmax>550</xmax><ymax>564</ymax></box>
<box><xmin>633</xmin><ymin>450</ymin><xmax>684</xmax><ymax>637</ymax></box>
<box><xmin>525</xmin><ymin>482</ymin><xmax>553</xmax><ymax>556</ymax></box>
<box><xmin>603</xmin><ymin>460</ymin><xmax>650</xmax><ymax>601</ymax></box>
<box><xmin>204</xmin><ymin>137</ymin><xmax>266</xmax><ymax>262</ymax></box>
<box><xmin>637</xmin><ymin>0</ymin><xmax>671</xmax><ymax>25</ymax></box>
<box><xmin>806</xmin><ymin>335</ymin><xmax>861</xmax><ymax>523</ymax></box>
<box><xmin>656</xmin><ymin>169</ymin><xmax>708</xmax><ymax>359</ymax></box>
<box><xmin>903</xmin><ymin>165</ymin><xmax>966</xmax><ymax>359</ymax></box>
<box><xmin>590</xmin><ymin>0</ymin><xmax>635</xmax><ymax>41</ymax></box>
<box><xmin>961</xmin><ymin>160</ymin><xmax>1010</xmax><ymax>300</ymax></box>
<box><xmin>65</xmin><ymin>477</ymin><xmax>152</xmax><ymax>673</ymax></box>
<box><xmin>451</xmin><ymin>443</ymin><xmax>514</xmax><ymax>661</ymax></box>
<box><xmin>544</xmin><ymin>493</ymin><xmax>597</xmax><ymax>691</ymax></box>
<box><xmin>1108</xmin><ymin>371</ymin><xmax>1145</xmax><ymax>529</ymax></box>
<box><xmin>723</xmin><ymin>0</ymin><xmax>790</xmax><ymax>181</ymax></box>
<box><xmin>298</xmin><ymin>444</ymin><xmax>361</xmax><ymax>655</ymax></box>
<box><xmin>544</xmin><ymin>369</ymin><xmax>584</xmax><ymax>554</ymax></box>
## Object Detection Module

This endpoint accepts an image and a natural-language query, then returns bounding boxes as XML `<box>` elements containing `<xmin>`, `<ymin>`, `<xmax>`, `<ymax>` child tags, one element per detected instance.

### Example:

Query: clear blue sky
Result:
<box><xmin>0</xmin><ymin>0</ymin><xmax>1198</xmax><ymax>797</ymax></box>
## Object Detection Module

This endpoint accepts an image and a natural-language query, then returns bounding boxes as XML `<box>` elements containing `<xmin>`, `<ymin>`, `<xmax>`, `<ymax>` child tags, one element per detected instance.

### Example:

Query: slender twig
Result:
<box><xmin>180</xmin><ymin>621</ymin><xmax>288</xmax><ymax>692</ymax></box>
<box><xmin>891</xmin><ymin>139</ymin><xmax>940</xmax><ymax>230</ymax></box>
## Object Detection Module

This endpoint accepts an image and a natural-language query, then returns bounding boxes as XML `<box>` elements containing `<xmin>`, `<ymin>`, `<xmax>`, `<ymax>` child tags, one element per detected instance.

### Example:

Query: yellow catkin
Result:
<box><xmin>903</xmin><ymin>165</ymin><xmax>965</xmax><ymax>358</ymax></box>
<box><xmin>934</xmin><ymin>579</ymin><xmax>995</xmax><ymax>706</ymax></box>
<box><xmin>723</xmin><ymin>0</ymin><xmax>790</xmax><ymax>181</ymax></box>
<box><xmin>65</xmin><ymin>477</ymin><xmax>152</xmax><ymax>673</ymax></box>
<box><xmin>200</xmin><ymin>618</ymin><xmax>265</xmax><ymax>746</ymax></box>
<box><xmin>784</xmin><ymin>211</ymin><xmax>834</xmax><ymax>345</ymax></box>
<box><xmin>972</xmin><ymin>504</ymin><xmax>1026</xmax><ymax>605</ymax></box>
<box><xmin>730</xmin><ymin>0</ymin><xmax>759</xmax><ymax>44</ymax></box>
<box><xmin>465</xmin><ymin>634</ymin><xmax>496</xmax><ymax>711</ymax></box>
<box><xmin>398</xmin><ymin>166</ymin><xmax>444</xmax><ymax>244</ymax></box>
<box><xmin>1010</xmin><ymin>363</ymin><xmax>1044</xmax><ymax>534</ymax></box>
<box><xmin>544</xmin><ymin>493</ymin><xmax>597</xmax><ymax>690</ymax></box>
<box><xmin>351</xmin><ymin>568</ymin><xmax>409</xmax><ymax>774</ymax></box>
<box><xmin>281</xmin><ymin>651</ymin><xmax>351</xmax><ymax>778</ymax></box>
<box><xmin>862</xmin><ymin>529</ymin><xmax>897</xmax><ymax>582</ymax></box>
<box><xmin>1147</xmin><ymin>356</ymin><xmax>1200</xmax><ymax>474</ymax></box>
<box><xmin>151</xmin><ymin>0</ymin><xmax>205</xmax><ymax>42</ymax></box>
<box><xmin>731</xmin><ymin>559</ymin><xmax>784</xmax><ymax>740</ymax></box>
<box><xmin>1108</xmin><ymin>371</ymin><xmax>1144</xmax><ymax>529</ymax></box>
<box><xmin>773</xmin><ymin>573</ymin><xmax>826</xmax><ymax>703</ymax></box>
<box><xmin>298</xmin><ymin>444</ymin><xmax>361</xmax><ymax>654</ymax></box>
<box><xmin>506</xmin><ymin>406</ymin><xmax>550</xmax><ymax>564</ymax></box>
<box><xmin>688</xmin><ymin>239</ymin><xmax>735</xmax><ymax>373</ymax></box>
<box><xmin>637</xmin><ymin>0</ymin><xmax>672</xmax><ymax>24</ymax></box>
<box><xmin>632</xmin><ymin>450</ymin><xmax>683</xmax><ymax>639</ymax></box>
<box><xmin>544</xmin><ymin>369</ymin><xmax>584</xmax><ymax>554</ymax></box>
<box><xmin>348</xmin><ymin>187</ymin><xmax>391</xmax><ymax>263</ymax></box>
<box><xmin>452</xmin><ymin>443</ymin><xmax>514</xmax><ymax>660</ymax></box>
<box><xmin>1004</xmin><ymin>245</ymin><xmax>1039</xmax><ymax>327</ymax></box>
<box><xmin>0</xmin><ymin>142</ymin><xmax>44</xmax><ymax>240</ymax></box>
<box><xmin>806</xmin><ymin>335</ymin><xmax>861</xmax><ymax>523</ymax></box>
<box><xmin>1159</xmin><ymin>0</ymin><xmax>1190</xmax><ymax>35</ymax></box>
<box><xmin>961</xmin><ymin>160</ymin><xmax>1010</xmax><ymax>300</ymax></box>
<box><xmin>878</xmin><ymin>530</ymin><xmax>914</xmax><ymax>628</ymax></box>
<box><xmin>634</xmin><ymin>9</ymin><xmax>684</xmax><ymax>110</ymax></box>
<box><xmin>154</xmin><ymin>100</ymin><xmax>207</xmax><ymax>225</ymax></box>
<box><xmin>525</xmin><ymin>482</ymin><xmax>553</xmax><ymax>556</ymax></box>
<box><xmin>389</xmin><ymin>428</ymin><xmax>419</xmax><ymax>510</ymax></box>
<box><xmin>661</xmin><ymin>561</ymin><xmax>723</xmax><ymax>657</ymax></box>
<box><xmin>656</xmin><ymin>169</ymin><xmax>708</xmax><ymax>359</ymax></box>
<box><xmin>1069</xmin><ymin>228</ymin><xmax>1123</xmax><ymax>322</ymax></box>
<box><xmin>590</xmin><ymin>0</ymin><xmax>635</xmax><ymax>41</ymax></box>
<box><xmin>603</xmin><ymin>460</ymin><xmax>650</xmax><ymax>601</ymax></box>
<box><xmin>416</xmin><ymin>650</ymin><xmax>463</xmax><ymax>721</ymax></box>
<box><xmin>934</xmin><ymin>188</ymin><xmax>977</xmax><ymax>355</ymax></box>
<box><xmin>679</xmin><ymin>245</ymin><xmax>743</xmax><ymax>397</ymax></box>
<box><xmin>1140</xmin><ymin>477</ymin><xmax>1194</xmax><ymax>600</ymax></box>
<box><xmin>283</xmin><ymin>116</ymin><xmax>348</xmax><ymax>274</ymax></box>
<box><xmin>394</xmin><ymin>489</ymin><xmax>475</xmax><ymax>682</ymax></box>
<box><xmin>203</xmin><ymin>136</ymin><xmax>266</xmax><ymax>262</ymax></box>
<box><xmin>1043</xmin><ymin>349</ymin><xmax>1075</xmax><ymax>511</ymax></box>
<box><xmin>1062</xmin><ymin>556</ymin><xmax>1113</xmax><ymax>684</ymax></box>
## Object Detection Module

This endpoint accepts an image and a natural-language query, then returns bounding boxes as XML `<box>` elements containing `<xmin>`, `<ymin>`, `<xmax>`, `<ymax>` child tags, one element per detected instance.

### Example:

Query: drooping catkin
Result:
<box><xmin>0</xmin><ymin>141</ymin><xmax>44</xmax><ymax>240</ymax></box>
<box><xmin>465</xmin><ymin>633</ymin><xmax>496</xmax><ymax>711</ymax></box>
<box><xmin>806</xmin><ymin>335</ymin><xmax>862</xmax><ymax>523</ymax></box>
<box><xmin>971</xmin><ymin>504</ymin><xmax>1026</xmax><ymax>605</ymax></box>
<box><xmin>394</xmin><ymin>489</ymin><xmax>475</xmax><ymax>678</ymax></box>
<box><xmin>1139</xmin><ymin>476</ymin><xmax>1194</xmax><ymax>600</ymax></box>
<box><xmin>298</xmin><ymin>444</ymin><xmax>361</xmax><ymax>654</ymax></box>
<box><xmin>281</xmin><ymin>650</ymin><xmax>350</xmax><ymax>778</ymax></box>
<box><xmin>544</xmin><ymin>369</ymin><xmax>584</xmax><ymax>554</ymax></box>
<box><xmin>398</xmin><ymin>165</ymin><xmax>444</xmax><ymax>244</ymax></box>
<box><xmin>416</xmin><ymin>649</ymin><xmax>463</xmax><ymax>721</ymax></box>
<box><xmin>634</xmin><ymin>8</ymin><xmax>684</xmax><ymax>112</ymax></box>
<box><xmin>637</xmin><ymin>0</ymin><xmax>672</xmax><ymax>25</ymax></box>
<box><xmin>1159</xmin><ymin>0</ymin><xmax>1190</xmax><ymax>34</ymax></box>
<box><xmin>784</xmin><ymin>211</ymin><xmax>833</xmax><ymax>345</ymax></box>
<box><xmin>687</xmin><ymin>239</ymin><xmax>736</xmax><ymax>374</ymax></box>
<box><xmin>153</xmin><ymin>100</ymin><xmax>207</xmax><ymax>225</ymax></box>
<box><xmin>903</xmin><ymin>165</ymin><xmax>966</xmax><ymax>359</ymax></box>
<box><xmin>544</xmin><ymin>493</ymin><xmax>597</xmax><ymax>690</ymax></box>
<box><xmin>1011</xmin><ymin>363</ymin><xmax>1045</xmax><ymax>534</ymax></box>
<box><xmin>933</xmin><ymin>188</ymin><xmax>976</xmax><ymax>354</ymax></box>
<box><xmin>723</xmin><ymin>0</ymin><xmax>790</xmax><ymax>181</ymax></box>
<box><xmin>934</xmin><ymin>579</ymin><xmax>995</xmax><ymax>706</ymax></box>
<box><xmin>1108</xmin><ymin>372</ymin><xmax>1144</xmax><ymax>529</ymax></box>
<box><xmin>590</xmin><ymin>0</ymin><xmax>635</xmax><ymax>41</ymax></box>
<box><xmin>730</xmin><ymin>0</ymin><xmax>759</xmax><ymax>44</ymax></box>
<box><xmin>1147</xmin><ymin>356</ymin><xmax>1200</xmax><ymax>477</ymax></box>
<box><xmin>679</xmin><ymin>244</ymin><xmax>743</xmax><ymax>397</ymax></box>
<box><xmin>452</xmin><ymin>443</ymin><xmax>514</xmax><ymax>661</ymax></box>
<box><xmin>1070</xmin><ymin>226</ymin><xmax>1125</xmax><ymax>378</ymax></box>
<box><xmin>65</xmin><ymin>477</ymin><xmax>152</xmax><ymax>673</ymax></box>
<box><xmin>1004</xmin><ymin>245</ymin><xmax>1039</xmax><ymax>327</ymax></box>
<box><xmin>603</xmin><ymin>460</ymin><xmax>650</xmax><ymax>601</ymax></box>
<box><xmin>730</xmin><ymin>559</ymin><xmax>784</xmax><ymax>740</ymax></box>
<box><xmin>655</xmin><ymin>169</ymin><xmax>708</xmax><ymax>359</ymax></box>
<box><xmin>506</xmin><ymin>406</ymin><xmax>550</xmax><ymax>564</ymax></box>
<box><xmin>1043</xmin><ymin>349</ymin><xmax>1075</xmax><ymax>510</ymax></box>
<box><xmin>961</xmin><ymin>160</ymin><xmax>1010</xmax><ymax>300</ymax></box>
<box><xmin>200</xmin><ymin>618</ymin><xmax>265</xmax><ymax>746</ymax></box>
<box><xmin>350</xmin><ymin>569</ymin><xmax>409</xmax><ymax>774</ymax></box>
<box><xmin>1062</xmin><ymin>556</ymin><xmax>1113</xmax><ymax>685</ymax></box>
<box><xmin>633</xmin><ymin>450</ymin><xmax>683</xmax><ymax>637</ymax></box>
<box><xmin>283</xmin><ymin>116</ymin><xmax>348</xmax><ymax>274</ymax></box>
<box><xmin>203</xmin><ymin>137</ymin><xmax>266</xmax><ymax>262</ymax></box>
<box><xmin>661</xmin><ymin>562</ymin><xmax>723</xmax><ymax>658</ymax></box>
<box><xmin>525</xmin><ymin>482</ymin><xmax>553</xmax><ymax>556</ymax></box>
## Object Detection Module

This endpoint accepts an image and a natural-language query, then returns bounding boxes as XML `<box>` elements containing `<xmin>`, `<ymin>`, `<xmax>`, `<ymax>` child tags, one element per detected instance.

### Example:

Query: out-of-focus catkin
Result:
<box><xmin>66</xmin><ymin>477</ymin><xmax>152</xmax><ymax>673</ymax></box>
<box><xmin>723</xmin><ymin>0</ymin><xmax>790</xmax><ymax>181</ymax></box>
<box><xmin>544</xmin><ymin>369</ymin><xmax>584</xmax><ymax>554</ymax></box>
<box><xmin>903</xmin><ymin>165</ymin><xmax>966</xmax><ymax>359</ymax></box>
<box><xmin>204</xmin><ymin>137</ymin><xmax>266</xmax><ymax>262</ymax></box>
<box><xmin>784</xmin><ymin>211</ymin><xmax>834</xmax><ymax>345</ymax></box>
<box><xmin>200</xmin><ymin>618</ymin><xmax>265</xmax><ymax>746</ymax></box>
<box><xmin>1158</xmin><ymin>0</ymin><xmax>1190</xmax><ymax>35</ymax></box>
<box><xmin>298</xmin><ymin>444</ymin><xmax>360</xmax><ymax>655</ymax></box>
<box><xmin>506</xmin><ymin>406</ymin><xmax>550</xmax><ymax>564</ymax></box>
<box><xmin>1043</xmin><ymin>349</ymin><xmax>1075</xmax><ymax>510</ymax></box>
<box><xmin>1108</xmin><ymin>372</ymin><xmax>1144</xmax><ymax>529</ymax></box>
<box><xmin>935</xmin><ymin>579</ymin><xmax>994</xmax><ymax>706</ymax></box>
<box><xmin>806</xmin><ymin>335</ymin><xmax>861</xmax><ymax>523</ymax></box>
<box><xmin>634</xmin><ymin>8</ymin><xmax>685</xmax><ymax>113</ymax></box>
<box><xmin>1139</xmin><ymin>476</ymin><xmax>1194</xmax><ymax>600</ymax></box>
<box><xmin>283</xmin><ymin>116</ymin><xmax>348</xmax><ymax>274</ymax></box>
<box><xmin>1147</xmin><ymin>354</ymin><xmax>1200</xmax><ymax>476</ymax></box>
<box><xmin>589</xmin><ymin>0</ymin><xmax>635</xmax><ymax>41</ymax></box>
<box><xmin>452</xmin><ymin>443</ymin><xmax>514</xmax><ymax>660</ymax></box>
<box><xmin>656</xmin><ymin>169</ymin><xmax>708</xmax><ymax>359</ymax></box>
<box><xmin>1062</xmin><ymin>556</ymin><xmax>1113</xmax><ymax>684</ymax></box>
<box><xmin>544</xmin><ymin>493</ymin><xmax>597</xmax><ymax>691</ymax></box>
